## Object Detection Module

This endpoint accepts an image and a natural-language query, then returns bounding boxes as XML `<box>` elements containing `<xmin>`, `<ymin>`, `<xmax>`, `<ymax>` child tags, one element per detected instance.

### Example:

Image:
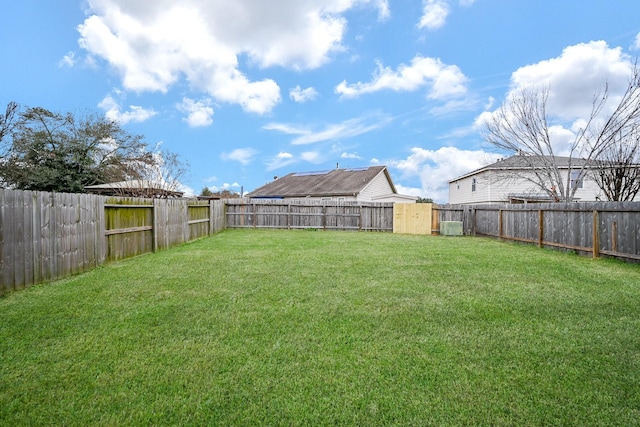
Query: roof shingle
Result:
<box><xmin>249</xmin><ymin>166</ymin><xmax>390</xmax><ymax>198</ymax></box>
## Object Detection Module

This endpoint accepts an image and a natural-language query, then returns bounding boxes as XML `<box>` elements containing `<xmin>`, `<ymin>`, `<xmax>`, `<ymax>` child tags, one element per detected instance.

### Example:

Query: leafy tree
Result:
<box><xmin>200</xmin><ymin>186</ymin><xmax>214</xmax><ymax>197</ymax></box>
<box><xmin>199</xmin><ymin>188</ymin><xmax>241</xmax><ymax>198</ymax></box>
<box><xmin>416</xmin><ymin>197</ymin><xmax>434</xmax><ymax>203</ymax></box>
<box><xmin>483</xmin><ymin>63</ymin><xmax>640</xmax><ymax>202</ymax></box>
<box><xmin>0</xmin><ymin>106</ymin><xmax>157</xmax><ymax>192</ymax></box>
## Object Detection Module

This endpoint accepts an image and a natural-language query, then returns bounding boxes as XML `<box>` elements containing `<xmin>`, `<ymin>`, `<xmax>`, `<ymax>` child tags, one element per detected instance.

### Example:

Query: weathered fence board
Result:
<box><xmin>210</xmin><ymin>200</ymin><xmax>225</xmax><ymax>234</ymax></box>
<box><xmin>4</xmin><ymin>189</ymin><xmax>640</xmax><ymax>295</ymax></box>
<box><xmin>225</xmin><ymin>199</ymin><xmax>394</xmax><ymax>231</ymax></box>
<box><xmin>105</xmin><ymin>198</ymin><xmax>153</xmax><ymax>262</ymax></box>
<box><xmin>0</xmin><ymin>190</ymin><xmax>106</xmax><ymax>294</ymax></box>
<box><xmin>1</xmin><ymin>190</ymin><xmax>225</xmax><ymax>294</ymax></box>
<box><xmin>436</xmin><ymin>202</ymin><xmax>640</xmax><ymax>261</ymax></box>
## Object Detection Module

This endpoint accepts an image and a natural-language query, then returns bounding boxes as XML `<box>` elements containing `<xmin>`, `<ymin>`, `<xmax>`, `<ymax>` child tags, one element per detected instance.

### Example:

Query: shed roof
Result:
<box><xmin>248</xmin><ymin>166</ymin><xmax>395</xmax><ymax>198</ymax></box>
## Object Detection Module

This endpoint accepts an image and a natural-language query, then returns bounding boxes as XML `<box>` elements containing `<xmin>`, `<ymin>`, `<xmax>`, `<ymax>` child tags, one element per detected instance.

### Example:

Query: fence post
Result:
<box><xmin>153</xmin><ymin>199</ymin><xmax>159</xmax><ymax>253</ymax></box>
<box><xmin>471</xmin><ymin>207</ymin><xmax>476</xmax><ymax>236</ymax></box>
<box><xmin>538</xmin><ymin>209</ymin><xmax>544</xmax><ymax>248</ymax></box>
<box><xmin>498</xmin><ymin>209</ymin><xmax>503</xmax><ymax>240</ymax></box>
<box><xmin>323</xmin><ymin>205</ymin><xmax>327</xmax><ymax>230</ymax></box>
<box><xmin>612</xmin><ymin>221</ymin><xmax>618</xmax><ymax>253</ymax></box>
<box><xmin>209</xmin><ymin>200</ymin><xmax>214</xmax><ymax>236</ymax></box>
<box><xmin>592</xmin><ymin>210</ymin><xmax>600</xmax><ymax>258</ymax></box>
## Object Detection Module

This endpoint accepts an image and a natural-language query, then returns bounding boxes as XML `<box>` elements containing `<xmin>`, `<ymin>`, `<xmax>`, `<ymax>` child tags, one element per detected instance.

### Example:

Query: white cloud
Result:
<box><xmin>178</xmin><ymin>183</ymin><xmax>196</xmax><ymax>197</ymax></box>
<box><xmin>262</xmin><ymin>123</ymin><xmax>308</xmax><ymax>135</ymax></box>
<box><xmin>418</xmin><ymin>0</ymin><xmax>450</xmax><ymax>30</ymax></box>
<box><xmin>59</xmin><ymin>51</ymin><xmax>76</xmax><ymax>68</ymax></box>
<box><xmin>210</xmin><ymin>182</ymin><xmax>241</xmax><ymax>191</ymax></box>
<box><xmin>635</xmin><ymin>32</ymin><xmax>640</xmax><ymax>50</ymax></box>
<box><xmin>98</xmin><ymin>94</ymin><xmax>157</xmax><ymax>124</ymax></box>
<box><xmin>371</xmin><ymin>0</ymin><xmax>390</xmax><ymax>20</ymax></box>
<box><xmin>290</xmin><ymin>85</ymin><xmax>319</xmax><ymax>103</ymax></box>
<box><xmin>394</xmin><ymin>184</ymin><xmax>424</xmax><ymax>197</ymax></box>
<box><xmin>390</xmin><ymin>146</ymin><xmax>501</xmax><ymax>203</ymax></box>
<box><xmin>266</xmin><ymin>151</ymin><xmax>296</xmax><ymax>171</ymax></box>
<box><xmin>341</xmin><ymin>152</ymin><xmax>362</xmax><ymax>159</ymax></box>
<box><xmin>301</xmin><ymin>151</ymin><xmax>321</xmax><ymax>163</ymax></box>
<box><xmin>417</xmin><ymin>0</ymin><xmax>477</xmax><ymax>31</ymax></box>
<box><xmin>176</xmin><ymin>97</ymin><xmax>214</xmax><ymax>127</ymax></box>
<box><xmin>77</xmin><ymin>1</ymin><xmax>387</xmax><ymax>114</ymax></box>
<box><xmin>264</xmin><ymin>113</ymin><xmax>392</xmax><ymax>145</ymax></box>
<box><xmin>484</xmin><ymin>96</ymin><xmax>495</xmax><ymax>111</ymax></box>
<box><xmin>221</xmin><ymin>148</ymin><xmax>258</xmax><ymax>165</ymax></box>
<box><xmin>478</xmin><ymin>41</ymin><xmax>636</xmax><ymax>156</ymax></box>
<box><xmin>509</xmin><ymin>41</ymin><xmax>633</xmax><ymax>120</ymax></box>
<box><xmin>335</xmin><ymin>56</ymin><xmax>468</xmax><ymax>99</ymax></box>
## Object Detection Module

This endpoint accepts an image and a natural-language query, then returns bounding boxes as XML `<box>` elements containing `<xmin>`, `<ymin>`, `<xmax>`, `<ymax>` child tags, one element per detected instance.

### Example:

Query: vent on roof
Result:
<box><xmin>293</xmin><ymin>170</ymin><xmax>331</xmax><ymax>176</ymax></box>
<box><xmin>344</xmin><ymin>167</ymin><xmax>369</xmax><ymax>172</ymax></box>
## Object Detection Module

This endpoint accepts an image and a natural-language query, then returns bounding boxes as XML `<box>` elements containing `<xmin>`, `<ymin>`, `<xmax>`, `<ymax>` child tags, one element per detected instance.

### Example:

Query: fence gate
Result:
<box><xmin>393</xmin><ymin>203</ymin><xmax>434</xmax><ymax>235</ymax></box>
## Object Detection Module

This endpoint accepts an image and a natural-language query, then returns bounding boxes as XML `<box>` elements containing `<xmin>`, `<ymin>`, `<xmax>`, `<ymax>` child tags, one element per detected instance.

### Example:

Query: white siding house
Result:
<box><xmin>449</xmin><ymin>155</ymin><xmax>607</xmax><ymax>204</ymax></box>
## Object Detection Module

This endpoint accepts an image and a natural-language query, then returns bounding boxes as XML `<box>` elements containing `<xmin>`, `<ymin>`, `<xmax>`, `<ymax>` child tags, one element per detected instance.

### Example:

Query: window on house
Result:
<box><xmin>472</xmin><ymin>178</ymin><xmax>476</xmax><ymax>192</ymax></box>
<box><xmin>570</xmin><ymin>171</ymin><xmax>583</xmax><ymax>189</ymax></box>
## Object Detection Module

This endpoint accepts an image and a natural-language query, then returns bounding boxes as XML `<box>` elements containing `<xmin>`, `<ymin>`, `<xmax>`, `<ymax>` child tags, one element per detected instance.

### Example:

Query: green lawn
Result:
<box><xmin>1</xmin><ymin>229</ymin><xmax>639</xmax><ymax>426</ymax></box>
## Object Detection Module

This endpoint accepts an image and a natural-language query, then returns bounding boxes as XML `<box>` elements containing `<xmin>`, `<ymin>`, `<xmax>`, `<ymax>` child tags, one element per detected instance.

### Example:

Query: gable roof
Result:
<box><xmin>449</xmin><ymin>155</ymin><xmax>592</xmax><ymax>183</ymax></box>
<box><xmin>248</xmin><ymin>166</ymin><xmax>395</xmax><ymax>198</ymax></box>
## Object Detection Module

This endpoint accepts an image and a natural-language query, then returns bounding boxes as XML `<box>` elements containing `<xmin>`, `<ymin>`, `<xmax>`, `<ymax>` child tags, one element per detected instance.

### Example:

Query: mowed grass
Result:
<box><xmin>1</xmin><ymin>229</ymin><xmax>640</xmax><ymax>426</ymax></box>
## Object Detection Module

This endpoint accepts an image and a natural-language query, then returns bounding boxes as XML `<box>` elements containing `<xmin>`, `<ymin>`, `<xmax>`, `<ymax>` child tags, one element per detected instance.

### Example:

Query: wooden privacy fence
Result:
<box><xmin>435</xmin><ymin>202</ymin><xmax>640</xmax><ymax>261</ymax></box>
<box><xmin>225</xmin><ymin>199</ymin><xmax>395</xmax><ymax>231</ymax></box>
<box><xmin>104</xmin><ymin>197</ymin><xmax>224</xmax><ymax>261</ymax></box>
<box><xmin>4</xmin><ymin>189</ymin><xmax>640</xmax><ymax>295</ymax></box>
<box><xmin>1</xmin><ymin>189</ymin><xmax>225</xmax><ymax>295</ymax></box>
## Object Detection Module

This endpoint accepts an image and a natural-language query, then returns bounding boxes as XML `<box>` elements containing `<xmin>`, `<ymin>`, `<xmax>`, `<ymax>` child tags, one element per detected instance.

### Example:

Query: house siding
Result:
<box><xmin>449</xmin><ymin>170</ymin><xmax>607</xmax><ymax>204</ymax></box>
<box><xmin>358</xmin><ymin>172</ymin><xmax>395</xmax><ymax>202</ymax></box>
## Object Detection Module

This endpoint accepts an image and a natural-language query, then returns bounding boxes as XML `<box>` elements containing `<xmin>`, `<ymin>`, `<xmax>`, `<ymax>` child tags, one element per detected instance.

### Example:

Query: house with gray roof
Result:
<box><xmin>248</xmin><ymin>166</ymin><xmax>416</xmax><ymax>203</ymax></box>
<box><xmin>448</xmin><ymin>155</ymin><xmax>607</xmax><ymax>204</ymax></box>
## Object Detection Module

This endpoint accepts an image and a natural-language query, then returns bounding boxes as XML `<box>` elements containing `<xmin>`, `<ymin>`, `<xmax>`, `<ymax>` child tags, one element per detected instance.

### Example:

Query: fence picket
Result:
<box><xmin>436</xmin><ymin>202</ymin><xmax>640</xmax><ymax>261</ymax></box>
<box><xmin>0</xmin><ymin>190</ymin><xmax>225</xmax><ymax>294</ymax></box>
<box><xmin>3</xmin><ymin>190</ymin><xmax>640</xmax><ymax>295</ymax></box>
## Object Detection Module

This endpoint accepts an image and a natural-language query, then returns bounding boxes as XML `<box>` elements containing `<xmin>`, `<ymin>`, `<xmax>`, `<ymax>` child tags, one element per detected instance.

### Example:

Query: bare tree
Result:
<box><xmin>592</xmin><ymin>127</ymin><xmax>640</xmax><ymax>201</ymax></box>
<box><xmin>117</xmin><ymin>148</ymin><xmax>189</xmax><ymax>198</ymax></box>
<box><xmin>483</xmin><ymin>62</ymin><xmax>640</xmax><ymax>202</ymax></box>
<box><xmin>0</xmin><ymin>102</ymin><xmax>19</xmax><ymax>158</ymax></box>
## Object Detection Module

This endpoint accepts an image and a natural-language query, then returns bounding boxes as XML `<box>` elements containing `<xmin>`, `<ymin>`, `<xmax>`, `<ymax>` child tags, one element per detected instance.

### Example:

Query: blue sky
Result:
<box><xmin>2</xmin><ymin>1</ymin><xmax>640</xmax><ymax>201</ymax></box>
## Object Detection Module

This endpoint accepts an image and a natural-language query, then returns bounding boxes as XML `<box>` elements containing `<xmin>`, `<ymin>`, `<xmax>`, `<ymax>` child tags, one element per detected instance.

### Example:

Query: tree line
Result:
<box><xmin>0</xmin><ymin>103</ymin><xmax>186</xmax><ymax>195</ymax></box>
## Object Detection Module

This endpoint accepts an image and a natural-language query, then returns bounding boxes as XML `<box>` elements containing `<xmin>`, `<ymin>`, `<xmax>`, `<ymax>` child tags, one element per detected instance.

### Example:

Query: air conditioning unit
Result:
<box><xmin>440</xmin><ymin>221</ymin><xmax>463</xmax><ymax>236</ymax></box>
